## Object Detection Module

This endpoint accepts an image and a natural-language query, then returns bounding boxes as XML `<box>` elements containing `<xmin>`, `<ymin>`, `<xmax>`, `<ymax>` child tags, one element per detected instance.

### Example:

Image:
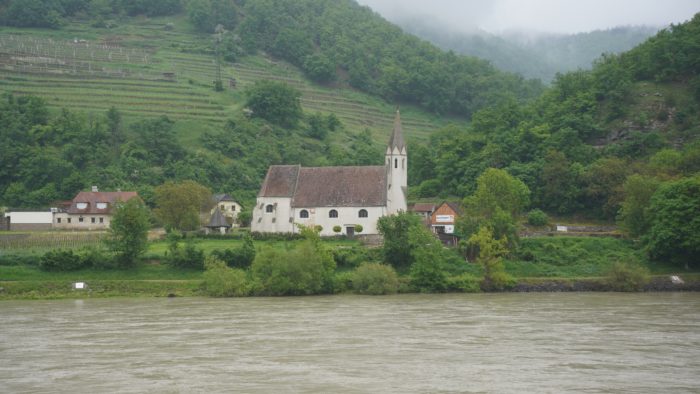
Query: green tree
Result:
<box><xmin>244</xmin><ymin>80</ymin><xmax>302</xmax><ymax>128</ymax></box>
<box><xmin>107</xmin><ymin>198</ymin><xmax>150</xmax><ymax>268</ymax></box>
<box><xmin>408</xmin><ymin>226</ymin><xmax>448</xmax><ymax>292</ymax></box>
<box><xmin>618</xmin><ymin>174</ymin><xmax>660</xmax><ymax>238</ymax></box>
<box><xmin>377</xmin><ymin>211</ymin><xmax>423</xmax><ymax>267</ymax></box>
<box><xmin>467</xmin><ymin>227</ymin><xmax>513</xmax><ymax>291</ymax></box>
<box><xmin>154</xmin><ymin>180</ymin><xmax>212</xmax><ymax>231</ymax></box>
<box><xmin>645</xmin><ymin>176</ymin><xmax>700</xmax><ymax>269</ymax></box>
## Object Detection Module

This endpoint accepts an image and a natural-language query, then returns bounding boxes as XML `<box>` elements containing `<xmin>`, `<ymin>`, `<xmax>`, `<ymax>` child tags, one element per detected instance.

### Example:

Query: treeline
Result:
<box><xmin>0</xmin><ymin>0</ymin><xmax>183</xmax><ymax>28</ymax></box>
<box><xmin>0</xmin><ymin>82</ymin><xmax>381</xmax><ymax>209</ymax></box>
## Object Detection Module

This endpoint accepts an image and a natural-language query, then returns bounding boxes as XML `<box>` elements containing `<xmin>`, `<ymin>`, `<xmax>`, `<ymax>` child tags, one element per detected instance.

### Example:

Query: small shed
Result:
<box><xmin>205</xmin><ymin>208</ymin><xmax>231</xmax><ymax>234</ymax></box>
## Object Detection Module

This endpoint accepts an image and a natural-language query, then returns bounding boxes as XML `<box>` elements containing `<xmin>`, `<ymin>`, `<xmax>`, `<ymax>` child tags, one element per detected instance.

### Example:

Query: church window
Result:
<box><xmin>402</xmin><ymin>158</ymin><xmax>405</xmax><ymax>169</ymax></box>
<box><xmin>265</xmin><ymin>204</ymin><xmax>274</xmax><ymax>213</ymax></box>
<box><xmin>329</xmin><ymin>209</ymin><xmax>338</xmax><ymax>218</ymax></box>
<box><xmin>359</xmin><ymin>209</ymin><xmax>368</xmax><ymax>218</ymax></box>
<box><xmin>394</xmin><ymin>158</ymin><xmax>398</xmax><ymax>168</ymax></box>
<box><xmin>300</xmin><ymin>209</ymin><xmax>309</xmax><ymax>218</ymax></box>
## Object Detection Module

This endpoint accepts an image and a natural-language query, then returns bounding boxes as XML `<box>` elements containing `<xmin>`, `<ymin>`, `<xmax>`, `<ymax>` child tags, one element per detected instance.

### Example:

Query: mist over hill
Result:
<box><xmin>395</xmin><ymin>17</ymin><xmax>659</xmax><ymax>82</ymax></box>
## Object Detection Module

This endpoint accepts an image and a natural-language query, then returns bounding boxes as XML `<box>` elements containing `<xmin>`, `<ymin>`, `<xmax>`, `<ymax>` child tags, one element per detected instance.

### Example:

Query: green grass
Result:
<box><xmin>0</xmin><ymin>262</ymin><xmax>203</xmax><ymax>281</ymax></box>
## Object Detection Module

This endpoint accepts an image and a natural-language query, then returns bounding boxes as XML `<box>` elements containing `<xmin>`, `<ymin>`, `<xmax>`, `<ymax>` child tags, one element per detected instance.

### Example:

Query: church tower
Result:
<box><xmin>386</xmin><ymin>110</ymin><xmax>407</xmax><ymax>214</ymax></box>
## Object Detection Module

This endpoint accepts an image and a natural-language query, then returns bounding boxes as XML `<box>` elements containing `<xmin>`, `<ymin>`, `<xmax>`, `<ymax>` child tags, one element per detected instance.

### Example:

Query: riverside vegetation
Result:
<box><xmin>1</xmin><ymin>2</ymin><xmax>699</xmax><ymax>298</ymax></box>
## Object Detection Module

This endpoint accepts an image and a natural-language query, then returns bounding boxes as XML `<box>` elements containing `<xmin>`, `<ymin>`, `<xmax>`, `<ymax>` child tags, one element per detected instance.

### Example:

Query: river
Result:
<box><xmin>1</xmin><ymin>293</ymin><xmax>699</xmax><ymax>393</ymax></box>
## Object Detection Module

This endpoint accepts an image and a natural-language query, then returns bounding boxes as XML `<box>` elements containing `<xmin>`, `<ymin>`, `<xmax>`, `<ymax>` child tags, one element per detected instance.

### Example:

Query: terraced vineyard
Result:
<box><xmin>0</xmin><ymin>21</ymin><xmax>464</xmax><ymax>142</ymax></box>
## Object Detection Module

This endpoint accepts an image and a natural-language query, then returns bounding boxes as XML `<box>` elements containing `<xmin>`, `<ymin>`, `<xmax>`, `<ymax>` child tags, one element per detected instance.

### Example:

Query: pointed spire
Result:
<box><xmin>387</xmin><ymin>109</ymin><xmax>405</xmax><ymax>152</ymax></box>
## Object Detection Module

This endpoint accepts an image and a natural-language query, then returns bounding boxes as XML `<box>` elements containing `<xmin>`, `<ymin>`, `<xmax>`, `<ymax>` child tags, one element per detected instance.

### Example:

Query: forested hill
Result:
<box><xmin>397</xmin><ymin>19</ymin><xmax>658</xmax><ymax>83</ymax></box>
<box><xmin>0</xmin><ymin>0</ymin><xmax>543</xmax><ymax>118</ymax></box>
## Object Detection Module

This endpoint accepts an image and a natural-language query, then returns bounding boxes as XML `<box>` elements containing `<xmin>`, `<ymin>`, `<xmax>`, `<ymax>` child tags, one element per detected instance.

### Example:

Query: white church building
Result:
<box><xmin>251</xmin><ymin>111</ymin><xmax>407</xmax><ymax>236</ymax></box>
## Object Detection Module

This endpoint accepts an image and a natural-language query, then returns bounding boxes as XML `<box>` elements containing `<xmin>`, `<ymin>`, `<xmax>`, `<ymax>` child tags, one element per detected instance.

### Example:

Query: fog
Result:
<box><xmin>355</xmin><ymin>0</ymin><xmax>700</xmax><ymax>34</ymax></box>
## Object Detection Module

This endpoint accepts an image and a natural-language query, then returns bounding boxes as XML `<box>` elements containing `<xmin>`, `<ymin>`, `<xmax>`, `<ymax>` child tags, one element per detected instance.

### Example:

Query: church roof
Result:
<box><xmin>258</xmin><ymin>165</ymin><xmax>300</xmax><ymax>197</ymax></box>
<box><xmin>293</xmin><ymin>166</ymin><xmax>387</xmax><ymax>207</ymax></box>
<box><xmin>258</xmin><ymin>165</ymin><xmax>387</xmax><ymax>207</ymax></box>
<box><xmin>387</xmin><ymin>110</ymin><xmax>405</xmax><ymax>152</ymax></box>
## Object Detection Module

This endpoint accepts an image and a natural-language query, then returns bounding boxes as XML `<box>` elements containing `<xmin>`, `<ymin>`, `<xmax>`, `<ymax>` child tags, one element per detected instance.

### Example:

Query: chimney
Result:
<box><xmin>91</xmin><ymin>186</ymin><xmax>98</xmax><ymax>192</ymax></box>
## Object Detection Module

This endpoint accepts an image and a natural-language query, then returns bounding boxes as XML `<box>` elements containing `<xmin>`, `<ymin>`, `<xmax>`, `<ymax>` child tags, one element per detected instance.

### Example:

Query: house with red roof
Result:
<box><xmin>53</xmin><ymin>186</ymin><xmax>139</xmax><ymax>230</ymax></box>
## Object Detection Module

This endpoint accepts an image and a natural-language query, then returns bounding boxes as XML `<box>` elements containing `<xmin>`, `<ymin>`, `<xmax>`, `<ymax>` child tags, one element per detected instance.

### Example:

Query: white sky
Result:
<box><xmin>355</xmin><ymin>0</ymin><xmax>700</xmax><ymax>34</ymax></box>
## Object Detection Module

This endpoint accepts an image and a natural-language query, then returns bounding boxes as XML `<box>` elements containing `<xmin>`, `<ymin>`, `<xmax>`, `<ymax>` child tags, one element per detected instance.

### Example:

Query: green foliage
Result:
<box><xmin>618</xmin><ymin>175</ymin><xmax>660</xmax><ymax>238</ymax></box>
<box><xmin>201</xmin><ymin>256</ymin><xmax>249</xmax><ymax>297</ymax></box>
<box><xmin>467</xmin><ymin>227</ymin><xmax>514</xmax><ymax>291</ymax></box>
<box><xmin>351</xmin><ymin>263</ymin><xmax>399</xmax><ymax>295</ymax></box>
<box><xmin>107</xmin><ymin>198</ymin><xmax>150</xmax><ymax>269</ymax></box>
<box><xmin>332</xmin><ymin>246</ymin><xmax>376</xmax><ymax>269</ymax></box>
<box><xmin>527</xmin><ymin>209</ymin><xmax>549</xmax><ymax>226</ymax></box>
<box><xmin>408</xmin><ymin>226</ymin><xmax>449</xmax><ymax>292</ymax></box>
<box><xmin>606</xmin><ymin>260</ymin><xmax>651</xmax><ymax>291</ymax></box>
<box><xmin>209</xmin><ymin>233</ymin><xmax>256</xmax><ymax>268</ymax></box>
<box><xmin>187</xmin><ymin>0</ymin><xmax>237</xmax><ymax>33</ymax></box>
<box><xmin>164</xmin><ymin>232</ymin><xmax>205</xmax><ymax>270</ymax></box>
<box><xmin>447</xmin><ymin>273</ymin><xmax>481</xmax><ymax>293</ymax></box>
<box><xmin>354</xmin><ymin>224</ymin><xmax>363</xmax><ymax>233</ymax></box>
<box><xmin>244</xmin><ymin>80</ymin><xmax>302</xmax><ymax>128</ymax></box>
<box><xmin>377</xmin><ymin>211</ymin><xmax>423</xmax><ymax>267</ymax></box>
<box><xmin>154</xmin><ymin>180</ymin><xmax>212</xmax><ymax>231</ymax></box>
<box><xmin>332</xmin><ymin>225</ymin><xmax>342</xmax><ymax>233</ymax></box>
<box><xmin>251</xmin><ymin>227</ymin><xmax>335</xmax><ymax>295</ymax></box>
<box><xmin>39</xmin><ymin>249</ymin><xmax>86</xmax><ymax>271</ymax></box>
<box><xmin>645</xmin><ymin>176</ymin><xmax>700</xmax><ymax>269</ymax></box>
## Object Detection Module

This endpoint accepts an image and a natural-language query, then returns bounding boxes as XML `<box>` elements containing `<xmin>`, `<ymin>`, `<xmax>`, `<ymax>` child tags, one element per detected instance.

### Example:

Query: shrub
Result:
<box><xmin>447</xmin><ymin>273</ymin><xmax>481</xmax><ymax>293</ymax></box>
<box><xmin>606</xmin><ymin>260</ymin><xmax>650</xmax><ymax>291</ymax></box>
<box><xmin>201</xmin><ymin>257</ymin><xmax>250</xmax><ymax>297</ymax></box>
<box><xmin>352</xmin><ymin>263</ymin><xmax>399</xmax><ymax>295</ymax></box>
<box><xmin>210</xmin><ymin>233</ymin><xmax>256</xmax><ymax>269</ymax></box>
<box><xmin>79</xmin><ymin>246</ymin><xmax>115</xmax><ymax>270</ymax></box>
<box><xmin>332</xmin><ymin>247</ymin><xmax>371</xmax><ymax>269</ymax></box>
<box><xmin>252</xmin><ymin>239</ymin><xmax>335</xmax><ymax>295</ymax></box>
<box><xmin>333</xmin><ymin>225</ymin><xmax>342</xmax><ymax>233</ymax></box>
<box><xmin>39</xmin><ymin>249</ymin><xmax>86</xmax><ymax>271</ymax></box>
<box><xmin>333</xmin><ymin>271</ymin><xmax>354</xmax><ymax>293</ymax></box>
<box><xmin>409</xmin><ymin>226</ymin><xmax>449</xmax><ymax>292</ymax></box>
<box><xmin>527</xmin><ymin>209</ymin><xmax>549</xmax><ymax>226</ymax></box>
<box><xmin>355</xmin><ymin>224</ymin><xmax>363</xmax><ymax>233</ymax></box>
<box><xmin>482</xmin><ymin>270</ymin><xmax>516</xmax><ymax>291</ymax></box>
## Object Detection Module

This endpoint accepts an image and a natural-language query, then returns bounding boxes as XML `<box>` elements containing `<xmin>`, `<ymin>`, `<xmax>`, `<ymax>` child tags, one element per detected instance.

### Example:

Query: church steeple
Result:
<box><xmin>385</xmin><ymin>109</ymin><xmax>407</xmax><ymax>214</ymax></box>
<box><xmin>387</xmin><ymin>109</ymin><xmax>405</xmax><ymax>153</ymax></box>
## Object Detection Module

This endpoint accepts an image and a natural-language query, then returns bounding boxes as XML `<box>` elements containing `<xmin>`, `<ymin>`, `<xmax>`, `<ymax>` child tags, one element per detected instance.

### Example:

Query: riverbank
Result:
<box><xmin>2</xmin><ymin>274</ymin><xmax>699</xmax><ymax>300</ymax></box>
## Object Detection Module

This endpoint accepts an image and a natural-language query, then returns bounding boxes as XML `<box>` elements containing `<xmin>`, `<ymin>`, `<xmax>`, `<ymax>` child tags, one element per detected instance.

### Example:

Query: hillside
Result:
<box><xmin>0</xmin><ymin>16</ymin><xmax>454</xmax><ymax>144</ymax></box>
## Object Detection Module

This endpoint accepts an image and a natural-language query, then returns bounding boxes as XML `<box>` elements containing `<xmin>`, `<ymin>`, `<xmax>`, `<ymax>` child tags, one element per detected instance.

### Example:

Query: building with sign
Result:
<box><xmin>430</xmin><ymin>201</ymin><xmax>462</xmax><ymax>235</ymax></box>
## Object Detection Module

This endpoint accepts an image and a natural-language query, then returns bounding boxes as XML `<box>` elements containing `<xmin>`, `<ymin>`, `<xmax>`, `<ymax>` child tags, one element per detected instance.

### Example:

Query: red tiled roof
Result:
<box><xmin>258</xmin><ymin>165</ymin><xmax>388</xmax><ymax>207</ymax></box>
<box><xmin>67</xmin><ymin>191</ymin><xmax>139</xmax><ymax>215</ymax></box>
<box><xmin>292</xmin><ymin>166</ymin><xmax>387</xmax><ymax>207</ymax></box>
<box><xmin>258</xmin><ymin>165</ymin><xmax>300</xmax><ymax>197</ymax></box>
<box><xmin>412</xmin><ymin>203</ymin><xmax>436</xmax><ymax>212</ymax></box>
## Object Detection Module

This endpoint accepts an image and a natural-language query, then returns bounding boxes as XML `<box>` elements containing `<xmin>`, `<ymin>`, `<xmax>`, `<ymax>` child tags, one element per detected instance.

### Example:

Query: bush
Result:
<box><xmin>352</xmin><ymin>263</ymin><xmax>399</xmax><ymax>295</ymax></box>
<box><xmin>482</xmin><ymin>270</ymin><xmax>516</xmax><ymax>291</ymax></box>
<box><xmin>355</xmin><ymin>224</ymin><xmax>363</xmax><ymax>233</ymax></box>
<box><xmin>39</xmin><ymin>250</ymin><xmax>86</xmax><ymax>271</ymax></box>
<box><xmin>527</xmin><ymin>209</ymin><xmax>549</xmax><ymax>226</ymax></box>
<box><xmin>332</xmin><ymin>247</ymin><xmax>371</xmax><ymax>269</ymax></box>
<box><xmin>333</xmin><ymin>271</ymin><xmax>355</xmax><ymax>293</ymax></box>
<box><xmin>447</xmin><ymin>273</ymin><xmax>481</xmax><ymax>293</ymax></box>
<box><xmin>333</xmin><ymin>225</ymin><xmax>342</xmax><ymax>233</ymax></box>
<box><xmin>201</xmin><ymin>257</ymin><xmax>250</xmax><ymax>297</ymax></box>
<box><xmin>210</xmin><ymin>233</ymin><xmax>256</xmax><ymax>269</ymax></box>
<box><xmin>79</xmin><ymin>246</ymin><xmax>115</xmax><ymax>270</ymax></box>
<box><xmin>606</xmin><ymin>260</ymin><xmax>650</xmax><ymax>291</ymax></box>
<box><xmin>252</xmin><ymin>239</ymin><xmax>335</xmax><ymax>295</ymax></box>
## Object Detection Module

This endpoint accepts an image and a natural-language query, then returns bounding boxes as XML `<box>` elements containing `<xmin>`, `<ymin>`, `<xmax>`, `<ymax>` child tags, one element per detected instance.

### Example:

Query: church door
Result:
<box><xmin>346</xmin><ymin>226</ymin><xmax>355</xmax><ymax>237</ymax></box>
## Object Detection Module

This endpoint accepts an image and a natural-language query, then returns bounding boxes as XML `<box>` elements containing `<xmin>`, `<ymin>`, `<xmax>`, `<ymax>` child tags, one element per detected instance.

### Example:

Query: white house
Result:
<box><xmin>251</xmin><ymin>110</ymin><xmax>408</xmax><ymax>236</ymax></box>
<box><xmin>53</xmin><ymin>188</ymin><xmax>139</xmax><ymax>230</ymax></box>
<box><xmin>211</xmin><ymin>193</ymin><xmax>241</xmax><ymax>225</ymax></box>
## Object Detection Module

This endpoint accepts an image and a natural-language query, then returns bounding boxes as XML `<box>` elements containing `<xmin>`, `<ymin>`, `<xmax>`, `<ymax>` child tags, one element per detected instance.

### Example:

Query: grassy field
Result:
<box><xmin>0</xmin><ymin>16</ymin><xmax>465</xmax><ymax>146</ymax></box>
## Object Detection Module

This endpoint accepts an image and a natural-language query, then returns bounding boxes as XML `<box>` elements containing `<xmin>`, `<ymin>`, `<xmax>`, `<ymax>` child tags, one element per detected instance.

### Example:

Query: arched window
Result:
<box><xmin>265</xmin><ymin>204</ymin><xmax>274</xmax><ymax>213</ymax></box>
<box><xmin>358</xmin><ymin>209</ymin><xmax>368</xmax><ymax>218</ymax></box>
<box><xmin>300</xmin><ymin>209</ymin><xmax>309</xmax><ymax>218</ymax></box>
<box><xmin>394</xmin><ymin>158</ymin><xmax>398</xmax><ymax>168</ymax></box>
<box><xmin>329</xmin><ymin>209</ymin><xmax>338</xmax><ymax>218</ymax></box>
<box><xmin>402</xmin><ymin>158</ymin><xmax>405</xmax><ymax>169</ymax></box>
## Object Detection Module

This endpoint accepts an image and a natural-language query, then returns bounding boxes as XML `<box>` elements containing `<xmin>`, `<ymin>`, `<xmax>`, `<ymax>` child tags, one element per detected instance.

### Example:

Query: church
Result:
<box><xmin>251</xmin><ymin>111</ymin><xmax>407</xmax><ymax>236</ymax></box>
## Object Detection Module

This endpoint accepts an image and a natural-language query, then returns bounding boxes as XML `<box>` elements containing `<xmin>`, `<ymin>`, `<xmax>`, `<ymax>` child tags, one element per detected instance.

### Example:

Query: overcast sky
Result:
<box><xmin>355</xmin><ymin>0</ymin><xmax>700</xmax><ymax>34</ymax></box>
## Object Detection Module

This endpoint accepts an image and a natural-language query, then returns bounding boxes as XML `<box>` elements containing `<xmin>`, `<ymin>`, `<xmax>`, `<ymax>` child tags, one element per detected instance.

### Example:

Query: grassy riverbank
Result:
<box><xmin>1</xmin><ymin>236</ymin><xmax>698</xmax><ymax>300</ymax></box>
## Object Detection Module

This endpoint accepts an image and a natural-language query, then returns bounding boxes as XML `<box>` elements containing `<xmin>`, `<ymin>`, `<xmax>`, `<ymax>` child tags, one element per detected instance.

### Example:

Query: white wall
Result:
<box><xmin>251</xmin><ymin>197</ymin><xmax>294</xmax><ymax>233</ymax></box>
<box><xmin>4</xmin><ymin>211</ymin><xmax>53</xmax><ymax>224</ymax></box>
<box><xmin>292</xmin><ymin>206</ymin><xmax>385</xmax><ymax>236</ymax></box>
<box><xmin>53</xmin><ymin>213</ymin><xmax>111</xmax><ymax>230</ymax></box>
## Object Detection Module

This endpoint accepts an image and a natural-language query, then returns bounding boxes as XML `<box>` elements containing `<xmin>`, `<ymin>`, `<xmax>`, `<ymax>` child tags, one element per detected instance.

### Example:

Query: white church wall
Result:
<box><xmin>251</xmin><ymin>197</ymin><xmax>294</xmax><ymax>233</ymax></box>
<box><xmin>292</xmin><ymin>206</ymin><xmax>385</xmax><ymax>236</ymax></box>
